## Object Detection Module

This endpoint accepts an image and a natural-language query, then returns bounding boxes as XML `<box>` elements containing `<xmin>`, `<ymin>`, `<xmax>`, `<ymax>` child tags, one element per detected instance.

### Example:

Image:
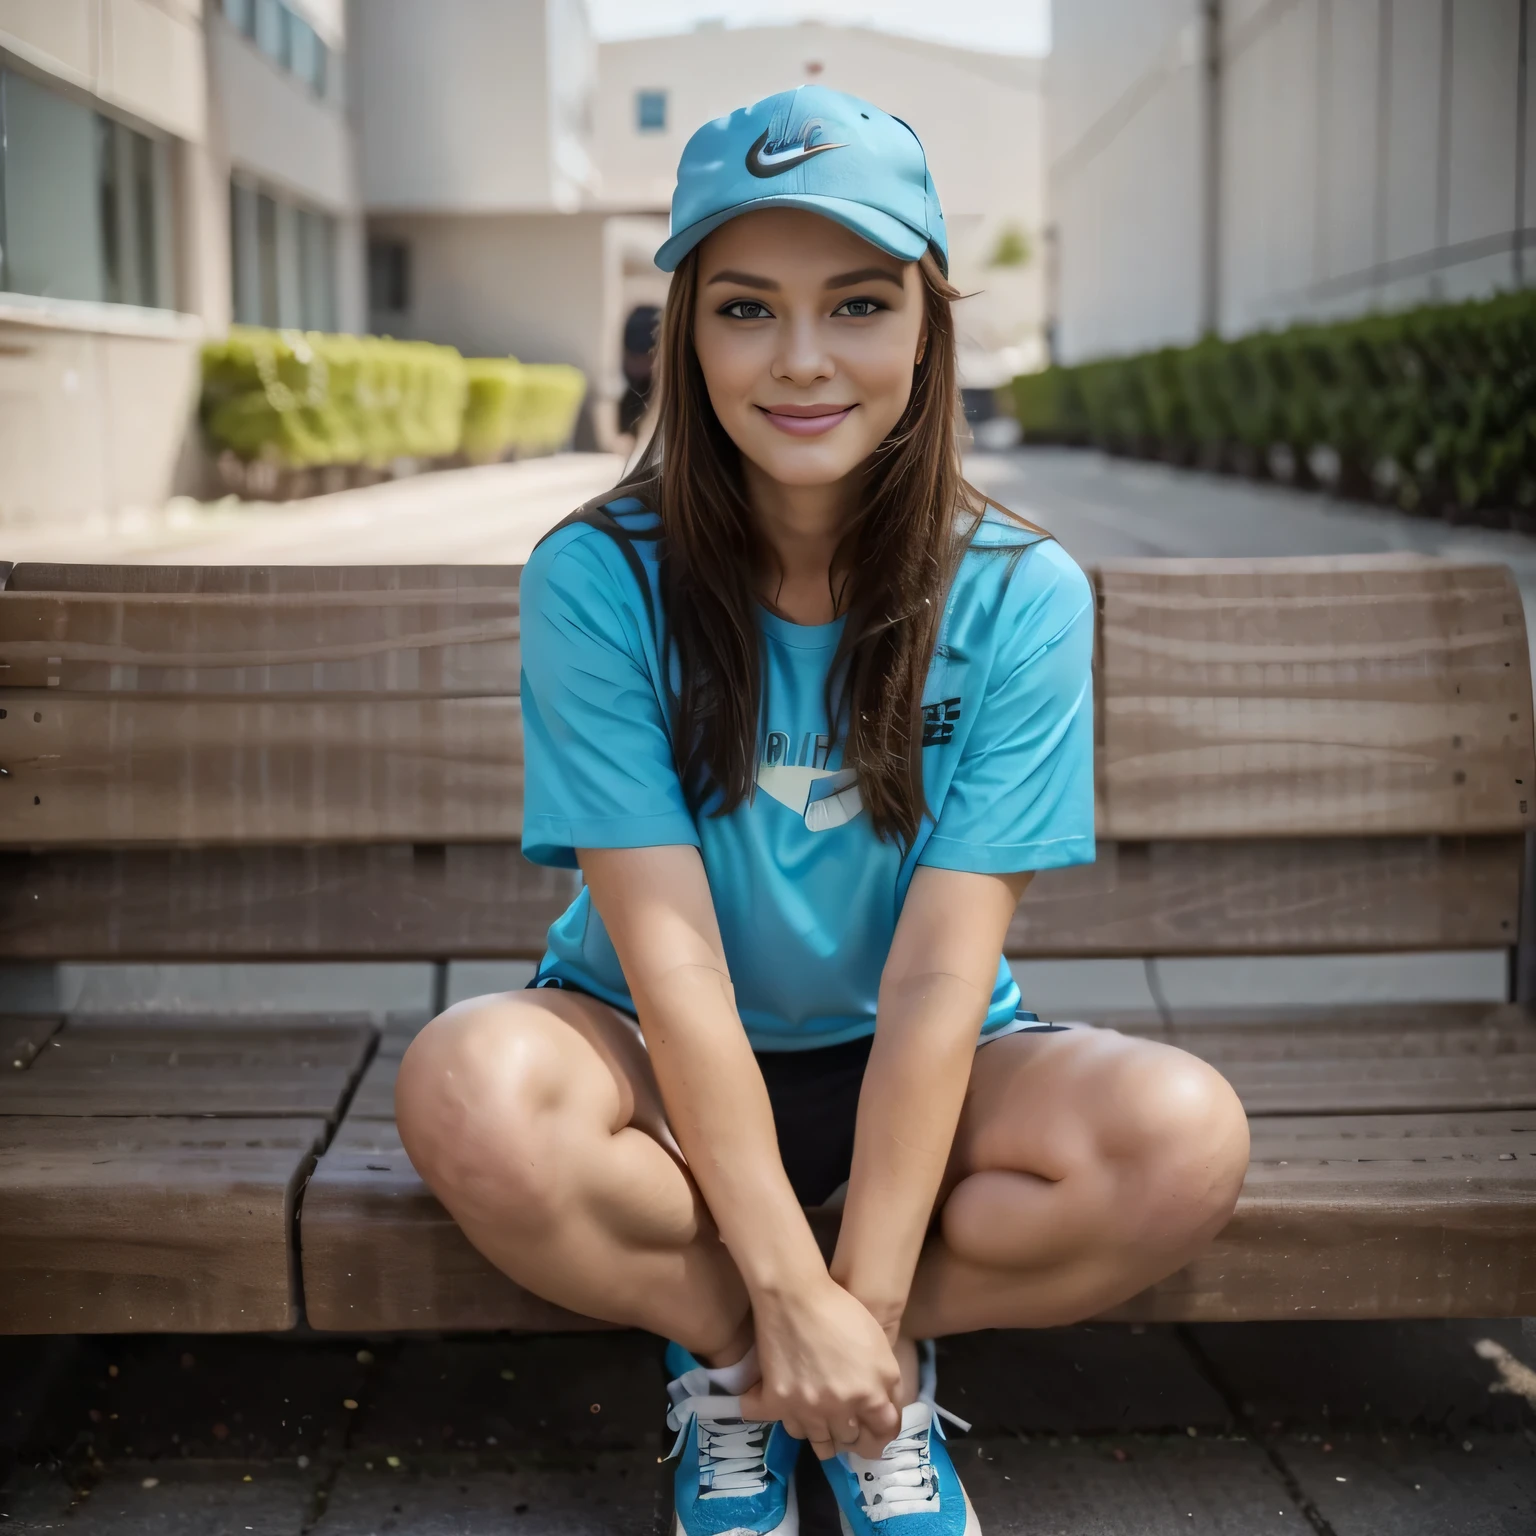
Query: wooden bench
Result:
<box><xmin>2</xmin><ymin>553</ymin><xmax>1534</xmax><ymax>1333</ymax></box>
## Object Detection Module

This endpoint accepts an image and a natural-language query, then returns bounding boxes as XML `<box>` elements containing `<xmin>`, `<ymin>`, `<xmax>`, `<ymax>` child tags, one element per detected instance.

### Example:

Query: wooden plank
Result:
<box><xmin>1106</xmin><ymin>1110</ymin><xmax>1536</xmax><ymax>1321</ymax></box>
<box><xmin>300</xmin><ymin>1106</ymin><xmax>1536</xmax><ymax>1331</ymax></box>
<box><xmin>0</xmin><ymin>588</ymin><xmax>520</xmax><ymax>693</ymax></box>
<box><xmin>1013</xmin><ymin>835</ymin><xmax>1521</xmax><ymax>954</ymax></box>
<box><xmin>0</xmin><ymin>838</ymin><xmax>1513</xmax><ymax>961</ymax></box>
<box><xmin>5</xmin><ymin>564</ymin><xmax>522</xmax><ymax>594</ymax></box>
<box><xmin>0</xmin><ymin>694</ymin><xmax>522</xmax><ymax>845</ymax></box>
<box><xmin>0</xmin><ymin>1115</ymin><xmax>325</xmax><ymax>1332</ymax></box>
<box><xmin>4</xmin><ymin>1015</ymin><xmax>61</xmax><ymax>1070</ymax></box>
<box><xmin>1095</xmin><ymin>558</ymin><xmax>1536</xmax><ymax>838</ymax></box>
<box><xmin>0</xmin><ymin>1018</ymin><xmax>374</xmax><ymax>1118</ymax></box>
<box><xmin>299</xmin><ymin>1120</ymin><xmax>614</xmax><ymax>1333</ymax></box>
<box><xmin>346</xmin><ymin>1054</ymin><xmax>403</xmax><ymax>1120</ymax></box>
<box><xmin>0</xmin><ymin>846</ymin><xmax>575</xmax><ymax>960</ymax></box>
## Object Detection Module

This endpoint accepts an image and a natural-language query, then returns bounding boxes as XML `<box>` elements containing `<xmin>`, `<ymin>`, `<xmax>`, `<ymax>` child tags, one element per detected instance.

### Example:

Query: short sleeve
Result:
<box><xmin>918</xmin><ymin>548</ymin><xmax>1095</xmax><ymax>875</ymax></box>
<box><xmin>518</xmin><ymin>531</ymin><xmax>699</xmax><ymax>868</ymax></box>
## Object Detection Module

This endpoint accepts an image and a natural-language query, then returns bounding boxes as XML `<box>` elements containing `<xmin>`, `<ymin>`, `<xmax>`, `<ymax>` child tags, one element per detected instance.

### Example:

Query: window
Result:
<box><xmin>222</xmin><ymin>0</ymin><xmax>255</xmax><ymax>37</ymax></box>
<box><xmin>635</xmin><ymin>89</ymin><xmax>667</xmax><ymax>133</ymax></box>
<box><xmin>0</xmin><ymin>68</ymin><xmax>175</xmax><ymax>309</ymax></box>
<box><xmin>288</xmin><ymin>14</ymin><xmax>327</xmax><ymax>97</ymax></box>
<box><xmin>367</xmin><ymin>239</ymin><xmax>411</xmax><ymax>315</ymax></box>
<box><xmin>227</xmin><ymin>0</ymin><xmax>330</xmax><ymax>98</ymax></box>
<box><xmin>254</xmin><ymin>0</ymin><xmax>290</xmax><ymax>68</ymax></box>
<box><xmin>229</xmin><ymin>177</ymin><xmax>337</xmax><ymax>331</ymax></box>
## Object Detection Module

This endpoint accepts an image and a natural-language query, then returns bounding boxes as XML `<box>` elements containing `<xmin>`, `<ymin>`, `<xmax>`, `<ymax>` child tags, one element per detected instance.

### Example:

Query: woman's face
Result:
<box><xmin>691</xmin><ymin>208</ymin><xmax>927</xmax><ymax>489</ymax></box>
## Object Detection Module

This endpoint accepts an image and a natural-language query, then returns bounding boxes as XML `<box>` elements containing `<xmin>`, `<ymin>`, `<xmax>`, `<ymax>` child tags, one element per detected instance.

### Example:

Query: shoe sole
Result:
<box><xmin>673</xmin><ymin>1474</ymin><xmax>799</xmax><ymax>1536</ymax></box>
<box><xmin>834</xmin><ymin>1482</ymin><xmax>980</xmax><ymax>1535</ymax></box>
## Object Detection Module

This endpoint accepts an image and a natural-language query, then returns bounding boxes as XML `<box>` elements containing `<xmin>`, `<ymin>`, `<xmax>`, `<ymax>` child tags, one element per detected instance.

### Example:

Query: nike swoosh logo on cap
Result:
<box><xmin>745</xmin><ymin>127</ymin><xmax>847</xmax><ymax>178</ymax></box>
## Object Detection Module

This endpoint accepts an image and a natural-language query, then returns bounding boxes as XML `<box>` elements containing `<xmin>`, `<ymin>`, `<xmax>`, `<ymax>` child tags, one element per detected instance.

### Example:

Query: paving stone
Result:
<box><xmin>1278</xmin><ymin>1430</ymin><xmax>1536</xmax><ymax>1535</ymax></box>
<box><xmin>0</xmin><ymin>1459</ymin><xmax>314</xmax><ymax>1534</ymax></box>
<box><xmin>1189</xmin><ymin>1320</ymin><xmax>1536</xmax><ymax>1436</ymax></box>
<box><xmin>16</xmin><ymin>1335</ymin><xmax>369</xmax><ymax>1463</ymax></box>
<box><xmin>309</xmin><ymin>1452</ymin><xmax>661</xmax><ymax>1535</ymax></box>
<box><xmin>349</xmin><ymin>1333</ymin><xmax>663</xmax><ymax>1456</ymax></box>
<box><xmin>935</xmin><ymin>1433</ymin><xmax>1310</xmax><ymax>1535</ymax></box>
<box><xmin>935</xmin><ymin>1326</ymin><xmax>1232</xmax><ymax>1435</ymax></box>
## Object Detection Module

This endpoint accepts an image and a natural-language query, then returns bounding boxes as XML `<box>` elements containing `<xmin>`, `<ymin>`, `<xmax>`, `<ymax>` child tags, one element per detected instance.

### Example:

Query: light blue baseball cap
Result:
<box><xmin>654</xmin><ymin>86</ymin><xmax>948</xmax><ymax>276</ymax></box>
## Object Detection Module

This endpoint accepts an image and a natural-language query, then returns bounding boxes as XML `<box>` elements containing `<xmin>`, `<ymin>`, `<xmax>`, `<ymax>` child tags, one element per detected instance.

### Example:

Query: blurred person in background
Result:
<box><xmin>620</xmin><ymin>303</ymin><xmax>663</xmax><ymax>438</ymax></box>
<box><xmin>398</xmin><ymin>87</ymin><xmax>1249</xmax><ymax>1536</ymax></box>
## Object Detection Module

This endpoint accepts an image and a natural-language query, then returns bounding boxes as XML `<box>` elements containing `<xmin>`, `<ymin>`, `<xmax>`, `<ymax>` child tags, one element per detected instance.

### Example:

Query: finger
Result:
<box><xmin>832</xmin><ymin>1415</ymin><xmax>862</xmax><ymax>1448</ymax></box>
<box><xmin>739</xmin><ymin>1385</ymin><xmax>766</xmax><ymax>1421</ymax></box>
<box><xmin>779</xmin><ymin>1415</ymin><xmax>806</xmax><ymax>1442</ymax></box>
<box><xmin>855</xmin><ymin>1423</ymin><xmax>897</xmax><ymax>1459</ymax></box>
<box><xmin>810</xmin><ymin>1436</ymin><xmax>838</xmax><ymax>1462</ymax></box>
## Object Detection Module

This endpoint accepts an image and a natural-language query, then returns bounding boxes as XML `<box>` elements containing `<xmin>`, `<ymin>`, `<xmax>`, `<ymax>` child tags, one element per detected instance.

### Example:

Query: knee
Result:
<box><xmin>394</xmin><ymin>997</ymin><xmax>576</xmax><ymax>1223</ymax></box>
<box><xmin>1105</xmin><ymin>1048</ymin><xmax>1250</xmax><ymax>1233</ymax></box>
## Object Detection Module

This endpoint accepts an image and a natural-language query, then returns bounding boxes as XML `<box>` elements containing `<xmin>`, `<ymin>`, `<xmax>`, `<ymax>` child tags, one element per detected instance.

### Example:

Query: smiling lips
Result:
<box><xmin>757</xmin><ymin>402</ymin><xmax>856</xmax><ymax>437</ymax></box>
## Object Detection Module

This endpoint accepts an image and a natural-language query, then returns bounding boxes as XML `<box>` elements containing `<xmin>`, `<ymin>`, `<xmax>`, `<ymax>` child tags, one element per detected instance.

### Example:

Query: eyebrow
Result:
<box><xmin>825</xmin><ymin>267</ymin><xmax>905</xmax><ymax>289</ymax></box>
<box><xmin>705</xmin><ymin>269</ymin><xmax>779</xmax><ymax>289</ymax></box>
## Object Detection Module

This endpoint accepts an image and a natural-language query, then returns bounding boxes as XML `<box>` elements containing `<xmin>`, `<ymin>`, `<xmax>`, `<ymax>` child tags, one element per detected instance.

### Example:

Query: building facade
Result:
<box><xmin>0</xmin><ymin>0</ymin><xmax>365</xmax><ymax>530</ymax></box>
<box><xmin>1050</xmin><ymin>0</ymin><xmax>1534</xmax><ymax>364</ymax></box>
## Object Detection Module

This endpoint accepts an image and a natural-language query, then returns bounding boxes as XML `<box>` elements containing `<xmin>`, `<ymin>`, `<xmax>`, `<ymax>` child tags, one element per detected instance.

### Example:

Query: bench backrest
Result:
<box><xmin>2</xmin><ymin>555</ymin><xmax>1531</xmax><ymax>962</ymax></box>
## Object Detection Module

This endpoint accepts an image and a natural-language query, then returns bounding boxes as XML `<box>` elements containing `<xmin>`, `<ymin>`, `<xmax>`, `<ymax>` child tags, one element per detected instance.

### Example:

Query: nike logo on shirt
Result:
<box><xmin>745</xmin><ymin>126</ymin><xmax>847</xmax><ymax>178</ymax></box>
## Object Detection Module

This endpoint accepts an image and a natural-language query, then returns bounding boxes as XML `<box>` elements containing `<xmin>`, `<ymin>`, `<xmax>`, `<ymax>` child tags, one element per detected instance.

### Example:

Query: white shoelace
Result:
<box><xmin>841</xmin><ymin>1348</ymin><xmax>972</xmax><ymax>1525</ymax></box>
<box><xmin>667</xmin><ymin>1380</ymin><xmax>773</xmax><ymax>1500</ymax></box>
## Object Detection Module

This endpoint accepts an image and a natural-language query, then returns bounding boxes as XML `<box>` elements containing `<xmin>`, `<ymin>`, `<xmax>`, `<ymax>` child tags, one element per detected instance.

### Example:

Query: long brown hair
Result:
<box><xmin>609</xmin><ymin>246</ymin><xmax>1042</xmax><ymax>847</ymax></box>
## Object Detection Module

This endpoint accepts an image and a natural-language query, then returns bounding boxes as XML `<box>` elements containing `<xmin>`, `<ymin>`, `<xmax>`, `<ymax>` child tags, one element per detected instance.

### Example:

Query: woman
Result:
<box><xmin>396</xmin><ymin>86</ymin><xmax>1250</xmax><ymax>1536</ymax></box>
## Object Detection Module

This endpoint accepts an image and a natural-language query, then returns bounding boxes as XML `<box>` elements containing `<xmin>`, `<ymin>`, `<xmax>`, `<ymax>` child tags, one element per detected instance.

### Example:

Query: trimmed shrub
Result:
<box><xmin>460</xmin><ymin>357</ymin><xmax>589</xmax><ymax>464</ymax></box>
<box><xmin>201</xmin><ymin>328</ymin><xmax>587</xmax><ymax>473</ymax></box>
<box><xmin>1010</xmin><ymin>291</ymin><xmax>1536</xmax><ymax>520</ymax></box>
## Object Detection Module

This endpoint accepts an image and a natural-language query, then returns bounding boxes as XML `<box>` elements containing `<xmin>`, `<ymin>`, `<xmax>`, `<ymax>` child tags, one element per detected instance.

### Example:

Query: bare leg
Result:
<box><xmin>902</xmin><ymin>1026</ymin><xmax>1250</xmax><ymax>1340</ymax></box>
<box><xmin>394</xmin><ymin>988</ymin><xmax>752</xmax><ymax>1363</ymax></box>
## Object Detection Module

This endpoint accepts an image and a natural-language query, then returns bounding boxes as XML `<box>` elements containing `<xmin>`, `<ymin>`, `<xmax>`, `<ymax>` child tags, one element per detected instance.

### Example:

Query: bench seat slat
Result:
<box><xmin>3</xmin><ymin>1015</ymin><xmax>61</xmax><ymax>1070</ymax></box>
<box><xmin>0</xmin><ymin>1115</ymin><xmax>327</xmax><ymax>1333</ymax></box>
<box><xmin>0</xmin><ymin>1018</ymin><xmax>373</xmax><ymax>1118</ymax></box>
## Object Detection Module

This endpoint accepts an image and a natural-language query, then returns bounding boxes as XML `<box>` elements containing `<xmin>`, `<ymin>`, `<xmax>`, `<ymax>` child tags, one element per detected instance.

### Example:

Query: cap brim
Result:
<box><xmin>655</xmin><ymin>194</ymin><xmax>933</xmax><ymax>273</ymax></box>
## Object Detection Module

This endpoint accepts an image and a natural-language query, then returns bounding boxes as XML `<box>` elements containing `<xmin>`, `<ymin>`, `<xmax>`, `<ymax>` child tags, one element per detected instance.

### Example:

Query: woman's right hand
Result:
<box><xmin>739</xmin><ymin>1275</ymin><xmax>903</xmax><ymax>1460</ymax></box>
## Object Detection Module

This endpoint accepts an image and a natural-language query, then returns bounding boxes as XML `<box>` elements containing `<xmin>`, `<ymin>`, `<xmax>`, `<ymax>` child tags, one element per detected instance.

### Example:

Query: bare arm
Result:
<box><xmin>831</xmin><ymin>864</ymin><xmax>1033</xmax><ymax>1333</ymax></box>
<box><xmin>578</xmin><ymin>843</ymin><xmax>901</xmax><ymax>1452</ymax></box>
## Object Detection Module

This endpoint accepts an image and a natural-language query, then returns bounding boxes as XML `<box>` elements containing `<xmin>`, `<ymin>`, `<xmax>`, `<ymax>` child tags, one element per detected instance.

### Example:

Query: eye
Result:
<box><xmin>720</xmin><ymin>299</ymin><xmax>773</xmax><ymax>320</ymax></box>
<box><xmin>833</xmin><ymin>297</ymin><xmax>885</xmax><ymax>318</ymax></box>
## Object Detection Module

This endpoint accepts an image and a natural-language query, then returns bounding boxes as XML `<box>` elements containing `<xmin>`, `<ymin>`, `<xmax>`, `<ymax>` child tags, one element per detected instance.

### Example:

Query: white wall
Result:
<box><xmin>353</xmin><ymin>0</ymin><xmax>596</xmax><ymax>213</ymax></box>
<box><xmin>1050</xmin><ymin>0</ymin><xmax>1535</xmax><ymax>364</ymax></box>
<box><xmin>596</xmin><ymin>24</ymin><xmax>1048</xmax><ymax>379</ymax></box>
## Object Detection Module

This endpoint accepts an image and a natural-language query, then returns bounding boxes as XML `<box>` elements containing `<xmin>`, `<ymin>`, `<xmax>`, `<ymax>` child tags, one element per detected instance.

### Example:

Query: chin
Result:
<box><xmin>739</xmin><ymin>431</ymin><xmax>871</xmax><ymax>488</ymax></box>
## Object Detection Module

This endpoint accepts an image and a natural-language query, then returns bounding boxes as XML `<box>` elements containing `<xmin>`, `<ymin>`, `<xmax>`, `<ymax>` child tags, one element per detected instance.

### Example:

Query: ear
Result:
<box><xmin>915</xmin><ymin>325</ymin><xmax>929</xmax><ymax>367</ymax></box>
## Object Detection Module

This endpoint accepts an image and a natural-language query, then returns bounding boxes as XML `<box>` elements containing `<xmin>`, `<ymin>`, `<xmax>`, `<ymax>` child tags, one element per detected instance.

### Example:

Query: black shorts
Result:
<box><xmin>525</xmin><ymin>975</ymin><xmax>1065</xmax><ymax>1207</ymax></box>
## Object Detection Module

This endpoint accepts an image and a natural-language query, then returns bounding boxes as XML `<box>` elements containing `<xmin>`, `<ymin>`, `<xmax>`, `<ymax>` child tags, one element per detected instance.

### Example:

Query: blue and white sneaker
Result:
<box><xmin>665</xmin><ymin>1341</ymin><xmax>801</xmax><ymax>1536</ymax></box>
<box><xmin>819</xmin><ymin>1341</ymin><xmax>979</xmax><ymax>1533</ymax></box>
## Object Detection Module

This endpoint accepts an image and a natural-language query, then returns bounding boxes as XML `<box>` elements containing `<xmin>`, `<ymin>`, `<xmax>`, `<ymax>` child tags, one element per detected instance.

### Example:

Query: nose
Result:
<box><xmin>770</xmin><ymin>312</ymin><xmax>834</xmax><ymax>388</ymax></box>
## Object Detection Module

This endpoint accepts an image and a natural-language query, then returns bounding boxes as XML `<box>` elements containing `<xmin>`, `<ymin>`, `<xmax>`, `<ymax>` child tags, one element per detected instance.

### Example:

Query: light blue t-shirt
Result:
<box><xmin>519</xmin><ymin>498</ymin><xmax>1095</xmax><ymax>1051</ymax></box>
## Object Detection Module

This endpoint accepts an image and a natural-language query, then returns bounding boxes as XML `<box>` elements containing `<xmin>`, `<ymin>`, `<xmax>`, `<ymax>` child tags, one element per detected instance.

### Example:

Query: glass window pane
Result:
<box><xmin>223</xmin><ymin>0</ymin><xmax>255</xmax><ymax>37</ymax></box>
<box><xmin>288</xmin><ymin>15</ymin><xmax>327</xmax><ymax>94</ymax></box>
<box><xmin>98</xmin><ymin>116</ymin><xmax>124</xmax><ymax>305</ymax></box>
<box><xmin>0</xmin><ymin>69</ymin><xmax>106</xmax><ymax>301</ymax></box>
<box><xmin>256</xmin><ymin>191</ymin><xmax>280</xmax><ymax>326</ymax></box>
<box><xmin>636</xmin><ymin>90</ymin><xmax>667</xmax><ymax>132</ymax></box>
<box><xmin>368</xmin><ymin>239</ymin><xmax>410</xmax><ymax>314</ymax></box>
<box><xmin>230</xmin><ymin>179</ymin><xmax>261</xmax><ymax>324</ymax></box>
<box><xmin>298</xmin><ymin>208</ymin><xmax>336</xmax><ymax>331</ymax></box>
<box><xmin>255</xmin><ymin>0</ymin><xmax>289</xmax><ymax>67</ymax></box>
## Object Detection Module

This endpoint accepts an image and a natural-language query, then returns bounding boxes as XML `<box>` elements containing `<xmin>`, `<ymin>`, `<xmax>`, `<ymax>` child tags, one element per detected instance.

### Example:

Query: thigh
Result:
<box><xmin>401</xmin><ymin>984</ymin><xmax>683</xmax><ymax>1164</ymax></box>
<box><xmin>940</xmin><ymin>1023</ymin><xmax>1225</xmax><ymax>1190</ymax></box>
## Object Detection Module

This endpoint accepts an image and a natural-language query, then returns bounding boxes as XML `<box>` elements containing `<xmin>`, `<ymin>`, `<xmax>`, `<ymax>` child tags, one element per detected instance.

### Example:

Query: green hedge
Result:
<box><xmin>202</xmin><ymin>327</ymin><xmax>587</xmax><ymax>470</ymax></box>
<box><xmin>461</xmin><ymin>357</ymin><xmax>588</xmax><ymax>464</ymax></box>
<box><xmin>1011</xmin><ymin>291</ymin><xmax>1536</xmax><ymax>519</ymax></box>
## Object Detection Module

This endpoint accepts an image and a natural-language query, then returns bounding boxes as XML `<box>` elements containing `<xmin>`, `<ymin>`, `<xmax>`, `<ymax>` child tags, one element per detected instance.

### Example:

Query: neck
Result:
<box><xmin>743</xmin><ymin>459</ymin><xmax>862</xmax><ymax>625</ymax></box>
